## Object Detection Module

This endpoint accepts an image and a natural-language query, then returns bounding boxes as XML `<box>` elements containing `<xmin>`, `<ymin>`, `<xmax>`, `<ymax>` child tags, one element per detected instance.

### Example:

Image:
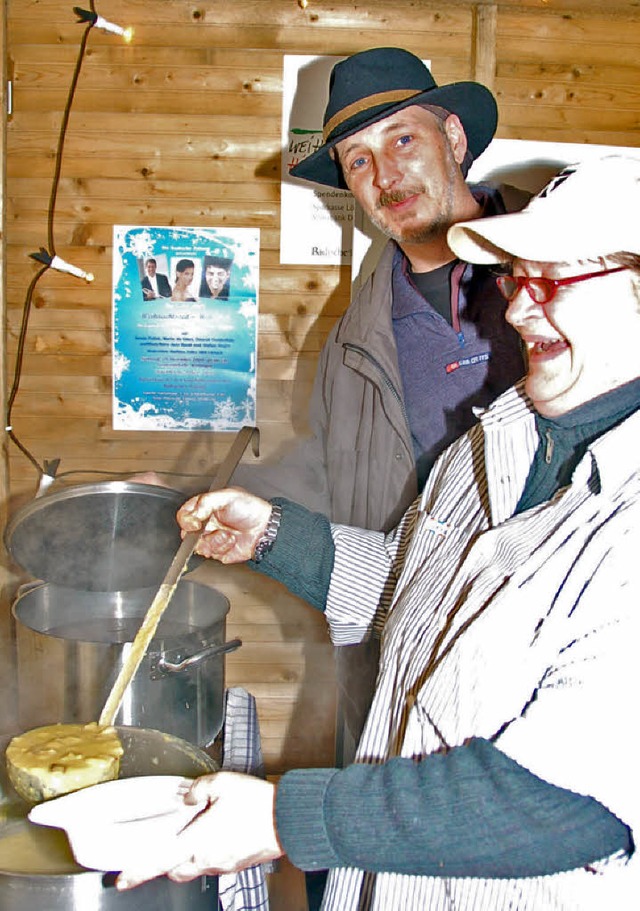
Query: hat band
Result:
<box><xmin>323</xmin><ymin>88</ymin><xmax>422</xmax><ymax>142</ymax></box>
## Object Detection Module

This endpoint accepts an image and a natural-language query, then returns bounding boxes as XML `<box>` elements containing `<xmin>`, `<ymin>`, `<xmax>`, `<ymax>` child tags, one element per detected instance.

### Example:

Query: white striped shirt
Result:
<box><xmin>322</xmin><ymin>383</ymin><xmax>640</xmax><ymax>911</ymax></box>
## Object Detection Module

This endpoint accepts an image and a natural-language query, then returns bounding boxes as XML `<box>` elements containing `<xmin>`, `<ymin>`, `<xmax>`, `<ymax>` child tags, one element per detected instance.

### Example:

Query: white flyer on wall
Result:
<box><xmin>280</xmin><ymin>54</ymin><xmax>354</xmax><ymax>265</ymax></box>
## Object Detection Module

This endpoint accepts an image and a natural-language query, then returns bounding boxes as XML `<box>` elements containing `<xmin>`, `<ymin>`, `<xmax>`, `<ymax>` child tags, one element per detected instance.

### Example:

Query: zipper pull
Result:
<box><xmin>545</xmin><ymin>428</ymin><xmax>554</xmax><ymax>464</ymax></box>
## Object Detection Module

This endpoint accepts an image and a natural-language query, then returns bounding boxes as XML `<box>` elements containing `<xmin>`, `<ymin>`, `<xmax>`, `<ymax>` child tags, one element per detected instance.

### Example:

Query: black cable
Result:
<box><xmin>47</xmin><ymin>14</ymin><xmax>94</xmax><ymax>255</ymax></box>
<box><xmin>6</xmin><ymin>265</ymin><xmax>50</xmax><ymax>475</ymax></box>
<box><xmin>6</xmin><ymin>11</ymin><xmax>96</xmax><ymax>477</ymax></box>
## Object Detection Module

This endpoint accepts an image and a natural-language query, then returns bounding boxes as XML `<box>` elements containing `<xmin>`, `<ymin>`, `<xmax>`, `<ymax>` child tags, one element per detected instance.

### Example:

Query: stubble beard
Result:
<box><xmin>368</xmin><ymin>143</ymin><xmax>460</xmax><ymax>246</ymax></box>
<box><xmin>371</xmin><ymin>205</ymin><xmax>452</xmax><ymax>245</ymax></box>
<box><xmin>369</xmin><ymin>180</ymin><xmax>457</xmax><ymax>245</ymax></box>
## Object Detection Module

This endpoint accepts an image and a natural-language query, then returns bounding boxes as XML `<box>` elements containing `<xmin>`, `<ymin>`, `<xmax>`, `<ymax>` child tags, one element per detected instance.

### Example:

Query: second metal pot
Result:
<box><xmin>13</xmin><ymin>578</ymin><xmax>241</xmax><ymax>747</ymax></box>
<box><xmin>0</xmin><ymin>725</ymin><xmax>218</xmax><ymax>911</ymax></box>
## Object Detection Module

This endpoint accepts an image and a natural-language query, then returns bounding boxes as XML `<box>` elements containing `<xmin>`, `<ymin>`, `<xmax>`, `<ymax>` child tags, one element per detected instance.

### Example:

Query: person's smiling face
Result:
<box><xmin>334</xmin><ymin>105</ymin><xmax>470</xmax><ymax>246</ymax></box>
<box><xmin>506</xmin><ymin>259</ymin><xmax>640</xmax><ymax>416</ymax></box>
<box><xmin>177</xmin><ymin>267</ymin><xmax>194</xmax><ymax>288</ymax></box>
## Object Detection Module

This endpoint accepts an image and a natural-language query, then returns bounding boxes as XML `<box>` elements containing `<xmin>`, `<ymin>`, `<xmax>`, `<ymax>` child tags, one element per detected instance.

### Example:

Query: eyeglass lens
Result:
<box><xmin>496</xmin><ymin>275</ymin><xmax>554</xmax><ymax>304</ymax></box>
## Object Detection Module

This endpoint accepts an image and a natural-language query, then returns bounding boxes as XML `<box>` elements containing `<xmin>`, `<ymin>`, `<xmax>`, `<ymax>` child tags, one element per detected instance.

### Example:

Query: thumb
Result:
<box><xmin>116</xmin><ymin>834</ymin><xmax>193</xmax><ymax>891</ymax></box>
<box><xmin>184</xmin><ymin>772</ymin><xmax>222</xmax><ymax>806</ymax></box>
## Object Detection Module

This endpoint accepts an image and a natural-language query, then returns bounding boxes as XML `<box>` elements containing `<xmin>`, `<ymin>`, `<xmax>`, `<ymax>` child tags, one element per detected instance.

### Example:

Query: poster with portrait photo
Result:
<box><xmin>112</xmin><ymin>225</ymin><xmax>259</xmax><ymax>431</ymax></box>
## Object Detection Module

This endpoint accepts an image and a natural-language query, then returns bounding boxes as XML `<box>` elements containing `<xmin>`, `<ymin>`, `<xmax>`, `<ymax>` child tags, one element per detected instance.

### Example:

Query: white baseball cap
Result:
<box><xmin>448</xmin><ymin>154</ymin><xmax>640</xmax><ymax>264</ymax></box>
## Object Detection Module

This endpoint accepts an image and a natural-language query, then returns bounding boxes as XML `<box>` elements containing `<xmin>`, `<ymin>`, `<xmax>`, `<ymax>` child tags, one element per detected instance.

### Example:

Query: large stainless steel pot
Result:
<box><xmin>0</xmin><ymin>726</ymin><xmax>218</xmax><ymax>910</ymax></box>
<box><xmin>13</xmin><ymin>579</ymin><xmax>241</xmax><ymax>746</ymax></box>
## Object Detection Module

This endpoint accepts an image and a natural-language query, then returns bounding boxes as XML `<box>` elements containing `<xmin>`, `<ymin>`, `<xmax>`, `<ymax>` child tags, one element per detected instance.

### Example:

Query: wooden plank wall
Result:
<box><xmin>0</xmin><ymin>0</ymin><xmax>17</xmax><ymax>737</ymax></box>
<box><xmin>4</xmin><ymin>0</ymin><xmax>640</xmax><ymax>775</ymax></box>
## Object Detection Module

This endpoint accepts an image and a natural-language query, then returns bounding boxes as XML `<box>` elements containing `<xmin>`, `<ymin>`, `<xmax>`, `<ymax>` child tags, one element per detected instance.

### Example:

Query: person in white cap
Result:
<box><xmin>118</xmin><ymin>154</ymin><xmax>640</xmax><ymax>910</ymax></box>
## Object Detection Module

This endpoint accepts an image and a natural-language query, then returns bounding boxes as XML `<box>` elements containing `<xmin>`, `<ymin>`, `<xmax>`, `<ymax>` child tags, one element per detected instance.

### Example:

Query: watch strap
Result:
<box><xmin>253</xmin><ymin>503</ymin><xmax>282</xmax><ymax>563</ymax></box>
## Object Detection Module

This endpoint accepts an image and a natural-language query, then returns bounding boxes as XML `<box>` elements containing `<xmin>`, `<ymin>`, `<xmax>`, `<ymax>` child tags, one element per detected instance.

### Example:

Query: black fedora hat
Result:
<box><xmin>290</xmin><ymin>47</ymin><xmax>498</xmax><ymax>189</ymax></box>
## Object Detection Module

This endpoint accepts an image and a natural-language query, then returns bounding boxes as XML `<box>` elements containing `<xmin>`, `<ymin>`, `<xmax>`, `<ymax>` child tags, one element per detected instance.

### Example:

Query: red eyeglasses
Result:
<box><xmin>496</xmin><ymin>266</ymin><xmax>628</xmax><ymax>305</ymax></box>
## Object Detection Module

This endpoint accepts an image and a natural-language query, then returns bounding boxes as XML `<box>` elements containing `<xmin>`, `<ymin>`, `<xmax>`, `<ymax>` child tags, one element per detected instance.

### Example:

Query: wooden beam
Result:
<box><xmin>472</xmin><ymin>3</ymin><xmax>498</xmax><ymax>90</ymax></box>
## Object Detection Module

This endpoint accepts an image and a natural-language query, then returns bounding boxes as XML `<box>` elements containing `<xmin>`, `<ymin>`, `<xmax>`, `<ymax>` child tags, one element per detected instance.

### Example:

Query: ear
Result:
<box><xmin>443</xmin><ymin>114</ymin><xmax>469</xmax><ymax>166</ymax></box>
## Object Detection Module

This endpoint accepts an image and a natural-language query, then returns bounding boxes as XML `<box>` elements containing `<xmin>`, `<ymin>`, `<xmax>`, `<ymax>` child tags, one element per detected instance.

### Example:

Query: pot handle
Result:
<box><xmin>15</xmin><ymin>579</ymin><xmax>47</xmax><ymax>599</ymax></box>
<box><xmin>152</xmin><ymin>638</ymin><xmax>242</xmax><ymax>676</ymax></box>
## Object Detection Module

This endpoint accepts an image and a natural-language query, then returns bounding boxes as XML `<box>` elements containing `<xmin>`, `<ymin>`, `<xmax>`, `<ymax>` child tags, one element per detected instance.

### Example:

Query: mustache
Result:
<box><xmin>378</xmin><ymin>186</ymin><xmax>426</xmax><ymax>208</ymax></box>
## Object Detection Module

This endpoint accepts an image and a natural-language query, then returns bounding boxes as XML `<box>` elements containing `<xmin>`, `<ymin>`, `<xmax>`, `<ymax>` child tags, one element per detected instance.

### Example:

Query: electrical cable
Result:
<box><xmin>6</xmin><ymin>6</ymin><xmax>97</xmax><ymax>479</ymax></box>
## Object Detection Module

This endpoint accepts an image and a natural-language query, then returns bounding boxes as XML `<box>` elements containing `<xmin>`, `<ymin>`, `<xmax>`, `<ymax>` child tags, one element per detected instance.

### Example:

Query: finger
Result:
<box><xmin>184</xmin><ymin>772</ymin><xmax>221</xmax><ymax>804</ymax></box>
<box><xmin>194</xmin><ymin>529</ymin><xmax>236</xmax><ymax>559</ymax></box>
<box><xmin>187</xmin><ymin>492</ymin><xmax>229</xmax><ymax>524</ymax></box>
<box><xmin>116</xmin><ymin>841</ymin><xmax>193</xmax><ymax>891</ymax></box>
<box><xmin>116</xmin><ymin>862</ymin><xmax>170</xmax><ymax>891</ymax></box>
<box><xmin>166</xmin><ymin>857</ymin><xmax>210</xmax><ymax>882</ymax></box>
<box><xmin>176</xmin><ymin>497</ymin><xmax>206</xmax><ymax>532</ymax></box>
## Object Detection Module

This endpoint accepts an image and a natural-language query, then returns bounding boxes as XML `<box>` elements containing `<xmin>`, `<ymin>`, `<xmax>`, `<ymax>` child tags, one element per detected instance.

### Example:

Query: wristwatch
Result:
<box><xmin>253</xmin><ymin>503</ymin><xmax>282</xmax><ymax>563</ymax></box>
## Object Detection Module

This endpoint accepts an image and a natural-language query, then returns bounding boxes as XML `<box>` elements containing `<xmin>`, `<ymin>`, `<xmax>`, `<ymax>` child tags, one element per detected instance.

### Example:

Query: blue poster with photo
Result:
<box><xmin>112</xmin><ymin>226</ymin><xmax>259</xmax><ymax>431</ymax></box>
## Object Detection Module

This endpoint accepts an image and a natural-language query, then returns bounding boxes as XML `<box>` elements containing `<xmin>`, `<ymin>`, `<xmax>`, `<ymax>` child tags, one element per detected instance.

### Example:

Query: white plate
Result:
<box><xmin>29</xmin><ymin>775</ymin><xmax>204</xmax><ymax>872</ymax></box>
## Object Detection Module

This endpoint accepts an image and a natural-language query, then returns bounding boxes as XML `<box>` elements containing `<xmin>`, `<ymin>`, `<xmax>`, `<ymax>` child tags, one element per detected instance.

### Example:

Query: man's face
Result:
<box><xmin>506</xmin><ymin>259</ymin><xmax>640</xmax><ymax>416</ymax></box>
<box><xmin>146</xmin><ymin>261</ymin><xmax>157</xmax><ymax>276</ymax></box>
<box><xmin>206</xmin><ymin>265</ymin><xmax>230</xmax><ymax>296</ymax></box>
<box><xmin>334</xmin><ymin>106</ymin><xmax>465</xmax><ymax>245</ymax></box>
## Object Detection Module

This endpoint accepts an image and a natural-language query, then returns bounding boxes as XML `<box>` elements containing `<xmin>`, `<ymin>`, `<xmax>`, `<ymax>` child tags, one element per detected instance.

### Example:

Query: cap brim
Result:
<box><xmin>447</xmin><ymin>213</ymin><xmax>532</xmax><ymax>264</ymax></box>
<box><xmin>290</xmin><ymin>82</ymin><xmax>497</xmax><ymax>190</ymax></box>
<box><xmin>448</xmin><ymin>209</ymin><xmax>638</xmax><ymax>265</ymax></box>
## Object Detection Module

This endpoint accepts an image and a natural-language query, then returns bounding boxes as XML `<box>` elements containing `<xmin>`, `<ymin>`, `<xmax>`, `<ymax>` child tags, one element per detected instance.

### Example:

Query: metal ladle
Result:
<box><xmin>99</xmin><ymin>424</ymin><xmax>259</xmax><ymax>726</ymax></box>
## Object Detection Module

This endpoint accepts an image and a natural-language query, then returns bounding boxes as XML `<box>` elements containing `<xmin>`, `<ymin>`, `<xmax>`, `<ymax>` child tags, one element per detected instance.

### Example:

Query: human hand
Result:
<box><xmin>176</xmin><ymin>487</ymin><xmax>272</xmax><ymax>563</ymax></box>
<box><xmin>128</xmin><ymin>470</ymin><xmax>167</xmax><ymax>487</ymax></box>
<box><xmin>116</xmin><ymin>771</ymin><xmax>282</xmax><ymax>889</ymax></box>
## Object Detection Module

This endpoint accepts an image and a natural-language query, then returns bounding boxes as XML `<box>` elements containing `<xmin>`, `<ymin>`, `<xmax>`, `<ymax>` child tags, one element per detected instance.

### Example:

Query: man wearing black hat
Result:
<box><xmin>288</xmin><ymin>47</ymin><xmax>524</xmax><ymax>515</ymax></box>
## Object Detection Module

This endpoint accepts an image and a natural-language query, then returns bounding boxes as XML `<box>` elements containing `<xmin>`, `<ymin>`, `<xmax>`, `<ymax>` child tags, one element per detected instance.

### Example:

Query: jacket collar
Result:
<box><xmin>480</xmin><ymin>383</ymin><xmax>640</xmax><ymax>520</ymax></box>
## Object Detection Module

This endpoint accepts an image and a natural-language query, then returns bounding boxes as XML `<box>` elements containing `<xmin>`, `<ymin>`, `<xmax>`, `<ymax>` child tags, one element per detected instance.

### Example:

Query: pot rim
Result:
<box><xmin>12</xmin><ymin>578</ymin><xmax>230</xmax><ymax>643</ymax></box>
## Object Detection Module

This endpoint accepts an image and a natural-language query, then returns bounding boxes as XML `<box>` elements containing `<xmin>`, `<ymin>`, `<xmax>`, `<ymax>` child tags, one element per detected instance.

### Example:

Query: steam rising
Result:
<box><xmin>5</xmin><ymin>484</ymin><xmax>191</xmax><ymax>591</ymax></box>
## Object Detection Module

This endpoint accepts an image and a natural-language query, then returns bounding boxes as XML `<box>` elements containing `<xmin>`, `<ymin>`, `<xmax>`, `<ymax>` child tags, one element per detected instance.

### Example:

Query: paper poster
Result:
<box><xmin>280</xmin><ymin>55</ymin><xmax>355</xmax><ymax>265</ymax></box>
<box><xmin>467</xmin><ymin>136</ymin><xmax>640</xmax><ymax>189</ymax></box>
<box><xmin>112</xmin><ymin>226</ymin><xmax>259</xmax><ymax>431</ymax></box>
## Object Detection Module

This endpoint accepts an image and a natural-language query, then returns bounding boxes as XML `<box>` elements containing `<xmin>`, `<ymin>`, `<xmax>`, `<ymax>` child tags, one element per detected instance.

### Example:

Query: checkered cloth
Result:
<box><xmin>217</xmin><ymin>687</ymin><xmax>271</xmax><ymax>911</ymax></box>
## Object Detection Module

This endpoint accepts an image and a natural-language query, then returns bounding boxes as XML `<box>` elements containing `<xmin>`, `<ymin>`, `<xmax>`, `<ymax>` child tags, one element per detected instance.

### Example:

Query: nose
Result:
<box><xmin>372</xmin><ymin>152</ymin><xmax>401</xmax><ymax>190</ymax></box>
<box><xmin>505</xmin><ymin>286</ymin><xmax>544</xmax><ymax>329</ymax></box>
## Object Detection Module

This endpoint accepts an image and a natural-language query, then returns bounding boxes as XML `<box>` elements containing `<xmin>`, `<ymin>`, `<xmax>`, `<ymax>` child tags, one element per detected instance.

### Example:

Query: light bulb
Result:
<box><xmin>95</xmin><ymin>15</ymin><xmax>133</xmax><ymax>42</ymax></box>
<box><xmin>50</xmin><ymin>255</ymin><xmax>94</xmax><ymax>282</ymax></box>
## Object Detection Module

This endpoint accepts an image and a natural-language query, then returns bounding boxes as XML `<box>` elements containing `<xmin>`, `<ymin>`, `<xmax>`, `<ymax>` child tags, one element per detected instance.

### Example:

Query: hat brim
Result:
<box><xmin>448</xmin><ymin>209</ymin><xmax>636</xmax><ymax>265</ymax></box>
<box><xmin>290</xmin><ymin>82</ymin><xmax>497</xmax><ymax>189</ymax></box>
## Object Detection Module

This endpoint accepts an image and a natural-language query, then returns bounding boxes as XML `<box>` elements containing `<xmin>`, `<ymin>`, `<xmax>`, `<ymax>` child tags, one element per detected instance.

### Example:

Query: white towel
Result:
<box><xmin>218</xmin><ymin>687</ymin><xmax>271</xmax><ymax>911</ymax></box>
